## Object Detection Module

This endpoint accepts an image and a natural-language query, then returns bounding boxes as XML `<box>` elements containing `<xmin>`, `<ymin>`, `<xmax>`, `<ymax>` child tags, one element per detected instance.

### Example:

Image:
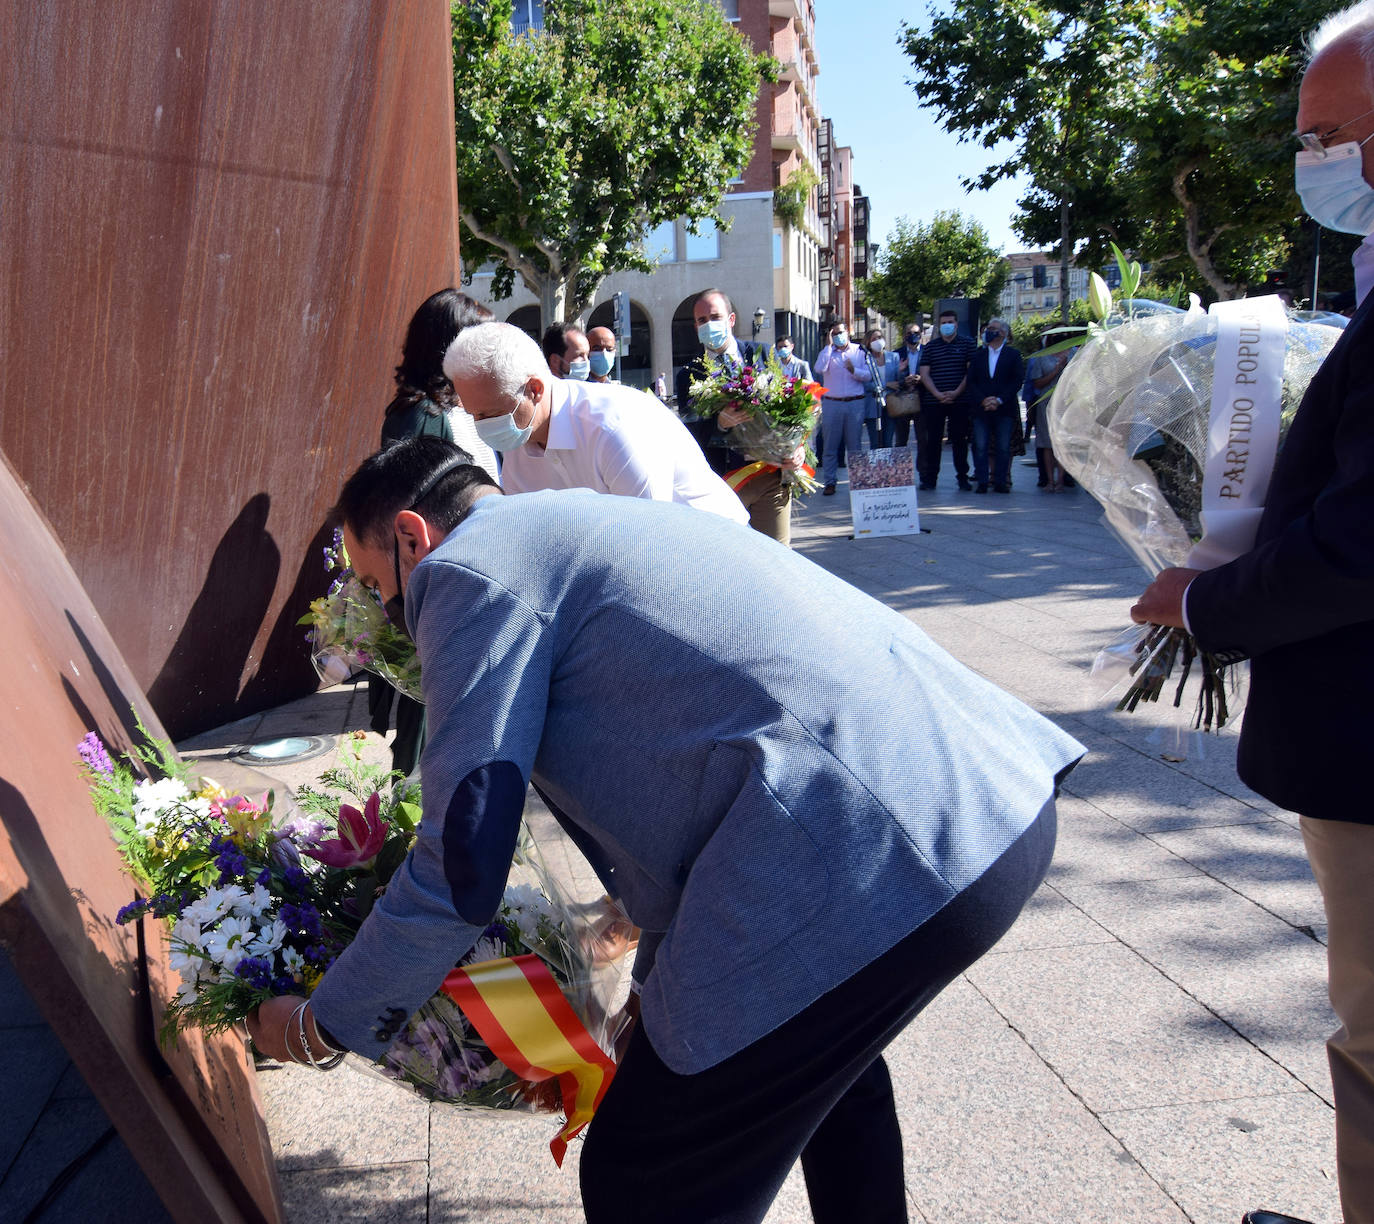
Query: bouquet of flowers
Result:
<box><xmin>1046</xmin><ymin>249</ymin><xmax>1344</xmax><ymax>731</ymax></box>
<box><xmin>298</xmin><ymin>529</ymin><xmax>422</xmax><ymax>701</ymax></box>
<box><xmin>688</xmin><ymin>351</ymin><xmax>825</xmax><ymax>493</ymax></box>
<box><xmin>85</xmin><ymin>725</ymin><xmax>631</xmax><ymax>1160</ymax></box>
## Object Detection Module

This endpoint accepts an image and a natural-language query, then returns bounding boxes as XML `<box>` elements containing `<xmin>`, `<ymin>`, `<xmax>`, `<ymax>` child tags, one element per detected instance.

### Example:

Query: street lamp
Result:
<box><xmin>752</xmin><ymin>306</ymin><xmax>767</xmax><ymax>338</ymax></box>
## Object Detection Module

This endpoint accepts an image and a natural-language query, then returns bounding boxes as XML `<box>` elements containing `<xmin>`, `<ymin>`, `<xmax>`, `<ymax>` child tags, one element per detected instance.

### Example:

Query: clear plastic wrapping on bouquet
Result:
<box><xmin>305</xmin><ymin>573</ymin><xmax>424</xmax><ymax>702</ymax></box>
<box><xmin>365</xmin><ymin>804</ymin><xmax>635</xmax><ymax>1131</ymax></box>
<box><xmin>727</xmin><ymin>413</ymin><xmax>814</xmax><ymax>469</ymax></box>
<box><xmin>1045</xmin><ymin>300</ymin><xmax>1341</xmax><ymax>738</ymax></box>
<box><xmin>1046</xmin><ymin>301</ymin><xmax>1343</xmax><ymax>576</ymax></box>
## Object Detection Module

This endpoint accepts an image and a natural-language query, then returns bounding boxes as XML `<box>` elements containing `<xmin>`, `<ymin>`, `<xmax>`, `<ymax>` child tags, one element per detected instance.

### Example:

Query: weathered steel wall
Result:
<box><xmin>0</xmin><ymin>450</ymin><xmax>283</xmax><ymax>1223</ymax></box>
<box><xmin>0</xmin><ymin>0</ymin><xmax>461</xmax><ymax>737</ymax></box>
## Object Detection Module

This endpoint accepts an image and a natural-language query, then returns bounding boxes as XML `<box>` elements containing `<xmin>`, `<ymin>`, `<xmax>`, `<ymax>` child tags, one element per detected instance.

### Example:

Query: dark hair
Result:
<box><xmin>541</xmin><ymin>322</ymin><xmax>586</xmax><ymax>363</ymax></box>
<box><xmin>693</xmin><ymin>287</ymin><xmax>734</xmax><ymax>316</ymax></box>
<box><xmin>939</xmin><ymin>310</ymin><xmax>957</xmax><ymax>321</ymax></box>
<box><xmin>776</xmin><ymin>333</ymin><xmax>793</xmax><ymax>346</ymax></box>
<box><xmin>333</xmin><ymin>437</ymin><xmax>500</xmax><ymax>548</ymax></box>
<box><xmin>388</xmin><ymin>289</ymin><xmax>493</xmax><ymax>415</ymax></box>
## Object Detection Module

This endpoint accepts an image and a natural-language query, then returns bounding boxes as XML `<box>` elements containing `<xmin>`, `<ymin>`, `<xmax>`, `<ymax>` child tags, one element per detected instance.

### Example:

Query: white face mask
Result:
<box><xmin>870</xmin><ymin>339</ymin><xmax>885</xmax><ymax>353</ymax></box>
<box><xmin>832</xmin><ymin>331</ymin><xmax>848</xmax><ymax>348</ymax></box>
<box><xmin>566</xmin><ymin>357</ymin><xmax>591</xmax><ymax>381</ymax></box>
<box><xmin>1296</xmin><ymin>142</ymin><xmax>1374</xmax><ymax>234</ymax></box>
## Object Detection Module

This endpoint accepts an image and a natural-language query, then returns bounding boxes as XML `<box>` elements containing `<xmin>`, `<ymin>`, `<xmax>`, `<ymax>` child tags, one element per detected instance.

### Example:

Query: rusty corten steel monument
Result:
<box><xmin>0</xmin><ymin>0</ymin><xmax>462</xmax><ymax>739</ymax></box>
<box><xmin>0</xmin><ymin>1</ymin><xmax>462</xmax><ymax>1217</ymax></box>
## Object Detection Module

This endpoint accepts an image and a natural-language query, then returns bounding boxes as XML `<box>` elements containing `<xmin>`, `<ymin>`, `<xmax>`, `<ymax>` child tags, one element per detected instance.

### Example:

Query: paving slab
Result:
<box><xmin>1101</xmin><ymin>1094</ymin><xmax>1340</xmax><ymax>1224</ymax></box>
<box><xmin>279</xmin><ymin>1161</ymin><xmax>430</xmax><ymax>1224</ymax></box>
<box><xmin>968</xmin><ymin>942</ymin><xmax>1300</xmax><ymax>1113</ymax></box>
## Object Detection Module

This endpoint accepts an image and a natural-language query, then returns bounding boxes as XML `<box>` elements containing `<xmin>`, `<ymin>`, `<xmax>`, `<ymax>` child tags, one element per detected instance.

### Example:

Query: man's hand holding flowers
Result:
<box><xmin>247</xmin><ymin>994</ymin><xmax>339</xmax><ymax>1064</ymax></box>
<box><xmin>1131</xmin><ymin>568</ymin><xmax>1201</xmax><ymax>631</ymax></box>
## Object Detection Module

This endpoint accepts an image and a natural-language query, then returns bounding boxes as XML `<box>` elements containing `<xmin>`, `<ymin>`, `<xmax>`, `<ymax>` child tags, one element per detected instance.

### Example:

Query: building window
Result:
<box><xmin>774</xmin><ymin>231</ymin><xmax>784</xmax><ymax>269</ymax></box>
<box><xmin>685</xmin><ymin>219</ymin><xmax>720</xmax><ymax>262</ymax></box>
<box><xmin>643</xmin><ymin>219</ymin><xmax>676</xmax><ymax>263</ymax></box>
<box><xmin>717</xmin><ymin>0</ymin><xmax>740</xmax><ymax>18</ymax></box>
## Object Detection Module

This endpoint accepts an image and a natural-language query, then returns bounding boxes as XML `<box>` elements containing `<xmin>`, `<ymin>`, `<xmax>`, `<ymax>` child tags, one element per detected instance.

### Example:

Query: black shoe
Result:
<box><xmin>1036</xmin><ymin>478</ymin><xmax>1049</xmax><ymax>487</ymax></box>
<box><xmin>994</xmin><ymin>484</ymin><xmax>1011</xmax><ymax>493</ymax></box>
<box><xmin>822</xmin><ymin>483</ymin><xmax>836</xmax><ymax>496</ymax></box>
<box><xmin>976</xmin><ymin>484</ymin><xmax>988</xmax><ymax>494</ymax></box>
<box><xmin>1242</xmin><ymin>1213</ymin><xmax>1318</xmax><ymax>1224</ymax></box>
<box><xmin>918</xmin><ymin>481</ymin><xmax>936</xmax><ymax>491</ymax></box>
<box><xmin>957</xmin><ymin>479</ymin><xmax>973</xmax><ymax>491</ymax></box>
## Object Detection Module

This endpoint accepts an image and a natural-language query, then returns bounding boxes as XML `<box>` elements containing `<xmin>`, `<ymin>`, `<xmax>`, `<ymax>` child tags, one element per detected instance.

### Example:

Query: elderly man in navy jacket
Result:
<box><xmin>965</xmin><ymin>316</ymin><xmax>1025</xmax><ymax>494</ymax></box>
<box><xmin>251</xmin><ymin>437</ymin><xmax>1083</xmax><ymax>1224</ymax></box>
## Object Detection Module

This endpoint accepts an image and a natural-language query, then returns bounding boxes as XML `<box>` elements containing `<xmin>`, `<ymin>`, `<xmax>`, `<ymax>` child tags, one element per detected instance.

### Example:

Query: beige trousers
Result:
<box><xmin>1301</xmin><ymin>814</ymin><xmax>1374</xmax><ymax>1224</ymax></box>
<box><xmin>736</xmin><ymin>468</ymin><xmax>792</xmax><ymax>547</ymax></box>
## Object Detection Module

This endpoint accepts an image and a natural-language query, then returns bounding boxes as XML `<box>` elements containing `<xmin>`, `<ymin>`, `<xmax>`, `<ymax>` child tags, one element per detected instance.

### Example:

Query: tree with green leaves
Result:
<box><xmin>902</xmin><ymin>0</ymin><xmax>1347</xmax><ymax>302</ymax></box>
<box><xmin>861</xmin><ymin>212</ymin><xmax>1008</xmax><ymax>325</ymax></box>
<box><xmin>901</xmin><ymin>0</ymin><xmax>1152</xmax><ymax>318</ymax></box>
<box><xmin>452</xmin><ymin>0</ymin><xmax>774</xmax><ymax>324</ymax></box>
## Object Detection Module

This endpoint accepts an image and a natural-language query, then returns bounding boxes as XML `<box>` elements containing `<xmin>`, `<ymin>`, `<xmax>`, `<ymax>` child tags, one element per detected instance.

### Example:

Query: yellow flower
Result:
<box><xmin>302</xmin><ymin>967</ymin><xmax>324</xmax><ymax>993</ymax></box>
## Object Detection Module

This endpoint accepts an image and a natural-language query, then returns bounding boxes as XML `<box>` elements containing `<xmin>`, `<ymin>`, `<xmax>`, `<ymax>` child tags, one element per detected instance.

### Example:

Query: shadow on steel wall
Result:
<box><xmin>0</xmin><ymin>0</ymin><xmax>461</xmax><ymax>737</ymax></box>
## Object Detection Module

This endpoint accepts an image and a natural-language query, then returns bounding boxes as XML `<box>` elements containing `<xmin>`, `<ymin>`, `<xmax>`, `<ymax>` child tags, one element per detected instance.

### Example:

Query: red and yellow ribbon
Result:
<box><xmin>441</xmin><ymin>955</ymin><xmax>617</xmax><ymax>1166</ymax></box>
<box><xmin>724</xmin><ymin>460</ymin><xmax>816</xmax><ymax>493</ymax></box>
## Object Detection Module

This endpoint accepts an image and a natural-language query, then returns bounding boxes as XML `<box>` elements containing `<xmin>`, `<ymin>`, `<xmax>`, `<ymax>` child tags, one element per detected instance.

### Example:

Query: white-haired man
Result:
<box><xmin>444</xmin><ymin>321</ymin><xmax>748</xmax><ymax>524</ymax></box>
<box><xmin>1134</xmin><ymin>7</ymin><xmax>1374</xmax><ymax>1222</ymax></box>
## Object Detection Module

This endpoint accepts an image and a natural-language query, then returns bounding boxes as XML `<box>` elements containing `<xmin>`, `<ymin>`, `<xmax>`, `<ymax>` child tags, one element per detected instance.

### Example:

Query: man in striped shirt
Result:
<box><xmin>918</xmin><ymin>309</ymin><xmax>977</xmax><ymax>492</ymax></box>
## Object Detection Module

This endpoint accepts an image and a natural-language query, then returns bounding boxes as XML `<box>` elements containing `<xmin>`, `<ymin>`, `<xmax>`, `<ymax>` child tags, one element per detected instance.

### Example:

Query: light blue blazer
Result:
<box><xmin>312</xmin><ymin>491</ymin><xmax>1084</xmax><ymax>1073</ymax></box>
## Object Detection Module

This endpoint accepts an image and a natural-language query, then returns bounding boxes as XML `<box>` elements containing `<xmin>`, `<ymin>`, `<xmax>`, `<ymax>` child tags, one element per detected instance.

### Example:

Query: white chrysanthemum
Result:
<box><xmin>503</xmin><ymin>884</ymin><xmax>552</xmax><ymax>942</ymax></box>
<box><xmin>467</xmin><ymin>936</ymin><xmax>504</xmax><ymax>965</ymax></box>
<box><xmin>281</xmin><ymin>947</ymin><xmax>305</xmax><ymax>975</ymax></box>
<box><xmin>248</xmin><ymin>919</ymin><xmax>287</xmax><ymax>956</ymax></box>
<box><xmin>176</xmin><ymin>981</ymin><xmax>200</xmax><ymax>1006</ymax></box>
<box><xmin>183</xmin><ymin>884</ymin><xmax>239</xmax><ymax>928</ymax></box>
<box><xmin>132</xmin><ymin>777</ymin><xmax>192</xmax><ymax>831</ymax></box>
<box><xmin>201</xmin><ymin>915</ymin><xmax>253</xmax><ymax>971</ymax></box>
<box><xmin>169</xmin><ymin>948</ymin><xmax>207</xmax><ymax>983</ymax></box>
<box><xmin>171</xmin><ymin>917</ymin><xmax>204</xmax><ymax>946</ymax></box>
<box><xmin>234</xmin><ymin>884</ymin><xmax>273</xmax><ymax>919</ymax></box>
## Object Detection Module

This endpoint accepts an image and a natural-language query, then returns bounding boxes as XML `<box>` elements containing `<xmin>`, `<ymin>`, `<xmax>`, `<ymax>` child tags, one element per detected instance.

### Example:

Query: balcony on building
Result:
<box><xmin>510</xmin><ymin>0</ymin><xmax>544</xmax><ymax>35</ymax></box>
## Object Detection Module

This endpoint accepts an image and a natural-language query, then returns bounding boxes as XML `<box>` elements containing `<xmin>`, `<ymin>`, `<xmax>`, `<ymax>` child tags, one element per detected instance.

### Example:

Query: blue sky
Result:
<box><xmin>811</xmin><ymin>0</ymin><xmax>1028</xmax><ymax>257</ymax></box>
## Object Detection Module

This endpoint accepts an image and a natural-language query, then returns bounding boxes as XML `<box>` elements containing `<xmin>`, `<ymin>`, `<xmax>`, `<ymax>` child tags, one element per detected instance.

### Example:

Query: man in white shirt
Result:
<box><xmin>444</xmin><ymin>322</ymin><xmax>749</xmax><ymax>525</ymax></box>
<box><xmin>813</xmin><ymin>320</ymin><xmax>873</xmax><ymax>495</ymax></box>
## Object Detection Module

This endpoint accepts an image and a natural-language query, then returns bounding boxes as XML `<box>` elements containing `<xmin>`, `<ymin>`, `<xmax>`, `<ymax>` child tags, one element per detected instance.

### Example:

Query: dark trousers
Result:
<box><xmin>971</xmin><ymin>413</ymin><xmax>1015</xmax><ymax>489</ymax></box>
<box><xmin>919</xmin><ymin>402</ymin><xmax>971</xmax><ymax>483</ymax></box>
<box><xmin>580</xmin><ymin>799</ymin><xmax>1058</xmax><ymax>1224</ymax></box>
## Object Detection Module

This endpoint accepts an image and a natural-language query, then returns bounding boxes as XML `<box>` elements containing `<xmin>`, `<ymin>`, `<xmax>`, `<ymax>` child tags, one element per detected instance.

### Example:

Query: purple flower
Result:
<box><xmin>282</xmin><ymin>865</ymin><xmax>308</xmax><ymax>894</ymax></box>
<box><xmin>78</xmin><ymin>732</ymin><xmax>114</xmax><ymax>776</ymax></box>
<box><xmin>116</xmin><ymin>898</ymin><xmax>148</xmax><ymax>925</ymax></box>
<box><xmin>234</xmin><ymin>956</ymin><xmax>274</xmax><ymax>990</ymax></box>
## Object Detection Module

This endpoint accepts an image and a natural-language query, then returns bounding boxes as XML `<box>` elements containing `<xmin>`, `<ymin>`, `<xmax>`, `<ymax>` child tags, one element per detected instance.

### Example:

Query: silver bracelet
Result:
<box><xmin>295</xmin><ymin>1001</ymin><xmax>346</xmax><ymax>1071</ymax></box>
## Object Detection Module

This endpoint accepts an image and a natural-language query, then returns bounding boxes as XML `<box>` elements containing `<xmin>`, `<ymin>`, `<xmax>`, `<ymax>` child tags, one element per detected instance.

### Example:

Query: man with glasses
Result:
<box><xmin>1133</xmin><ymin>6</ymin><xmax>1374</xmax><ymax>1221</ymax></box>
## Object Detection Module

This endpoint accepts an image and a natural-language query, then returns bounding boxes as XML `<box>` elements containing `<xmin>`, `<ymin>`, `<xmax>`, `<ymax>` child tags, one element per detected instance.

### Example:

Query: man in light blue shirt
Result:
<box><xmin>252</xmin><ymin>437</ymin><xmax>1083</xmax><ymax>1223</ymax></box>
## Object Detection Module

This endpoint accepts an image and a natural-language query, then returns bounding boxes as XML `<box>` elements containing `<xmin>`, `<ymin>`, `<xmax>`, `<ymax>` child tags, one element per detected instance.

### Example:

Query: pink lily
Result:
<box><xmin>303</xmin><ymin>791</ymin><xmax>389</xmax><ymax>868</ymax></box>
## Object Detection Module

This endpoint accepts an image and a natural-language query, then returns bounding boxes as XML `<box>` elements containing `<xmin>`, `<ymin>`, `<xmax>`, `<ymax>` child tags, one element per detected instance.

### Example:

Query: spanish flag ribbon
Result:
<box><xmin>441</xmin><ymin>955</ymin><xmax>617</xmax><ymax>1166</ymax></box>
<box><xmin>724</xmin><ymin>460</ymin><xmax>816</xmax><ymax>493</ymax></box>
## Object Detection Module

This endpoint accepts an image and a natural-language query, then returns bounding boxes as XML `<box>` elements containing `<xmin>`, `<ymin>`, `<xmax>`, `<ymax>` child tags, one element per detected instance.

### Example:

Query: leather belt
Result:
<box><xmin>826</xmin><ymin>394</ymin><xmax>863</xmax><ymax>401</ymax></box>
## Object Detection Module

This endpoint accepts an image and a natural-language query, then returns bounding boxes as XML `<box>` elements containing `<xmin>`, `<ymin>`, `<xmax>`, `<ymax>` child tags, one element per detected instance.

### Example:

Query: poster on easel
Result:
<box><xmin>848</xmin><ymin>447</ymin><xmax>920</xmax><ymax>538</ymax></box>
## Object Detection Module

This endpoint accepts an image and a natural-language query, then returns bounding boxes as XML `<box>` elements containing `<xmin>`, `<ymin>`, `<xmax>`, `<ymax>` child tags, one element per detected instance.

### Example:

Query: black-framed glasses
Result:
<box><xmin>1296</xmin><ymin>105</ymin><xmax>1374</xmax><ymax>157</ymax></box>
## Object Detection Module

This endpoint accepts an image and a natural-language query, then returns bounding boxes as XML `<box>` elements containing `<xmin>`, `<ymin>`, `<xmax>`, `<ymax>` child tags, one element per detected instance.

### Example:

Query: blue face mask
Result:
<box><xmin>473</xmin><ymin>399</ymin><xmax>534</xmax><ymax>452</ymax></box>
<box><xmin>698</xmin><ymin>319</ymin><xmax>730</xmax><ymax>350</ymax></box>
<box><xmin>566</xmin><ymin>357</ymin><xmax>590</xmax><ymax>381</ymax></box>
<box><xmin>588</xmin><ymin>350</ymin><xmax>614</xmax><ymax>377</ymax></box>
<box><xmin>777</xmin><ymin>345</ymin><xmax>792</xmax><ymax>361</ymax></box>
<box><xmin>939</xmin><ymin>323</ymin><xmax>957</xmax><ymax>339</ymax></box>
<box><xmin>1296</xmin><ymin>142</ymin><xmax>1374</xmax><ymax>235</ymax></box>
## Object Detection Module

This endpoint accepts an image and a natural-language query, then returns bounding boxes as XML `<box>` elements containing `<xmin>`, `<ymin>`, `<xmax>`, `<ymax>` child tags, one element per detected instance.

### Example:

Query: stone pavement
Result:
<box><xmin>179</xmin><ymin>462</ymin><xmax>1341</xmax><ymax>1223</ymax></box>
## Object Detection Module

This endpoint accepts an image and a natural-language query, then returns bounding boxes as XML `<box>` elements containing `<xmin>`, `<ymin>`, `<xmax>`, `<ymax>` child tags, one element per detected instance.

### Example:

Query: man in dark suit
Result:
<box><xmin>1132</xmin><ymin>12</ymin><xmax>1374</xmax><ymax>1221</ymax></box>
<box><xmin>965</xmin><ymin>316</ymin><xmax>1025</xmax><ymax>494</ymax></box>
